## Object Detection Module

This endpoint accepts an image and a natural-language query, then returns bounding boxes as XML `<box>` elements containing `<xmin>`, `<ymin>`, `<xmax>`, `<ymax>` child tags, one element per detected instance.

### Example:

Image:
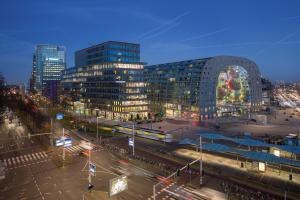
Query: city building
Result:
<box><xmin>29</xmin><ymin>54</ymin><xmax>37</xmax><ymax>92</ymax></box>
<box><xmin>75</xmin><ymin>41</ymin><xmax>140</xmax><ymax>68</ymax></box>
<box><xmin>261</xmin><ymin>77</ymin><xmax>273</xmax><ymax>105</ymax></box>
<box><xmin>33</xmin><ymin>45</ymin><xmax>66</xmax><ymax>93</ymax></box>
<box><xmin>62</xmin><ymin>41</ymin><xmax>148</xmax><ymax>120</ymax></box>
<box><xmin>145</xmin><ymin>56</ymin><xmax>262</xmax><ymax>120</ymax></box>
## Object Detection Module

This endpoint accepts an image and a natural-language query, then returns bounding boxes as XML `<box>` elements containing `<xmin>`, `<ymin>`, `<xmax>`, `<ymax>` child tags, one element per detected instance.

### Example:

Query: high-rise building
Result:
<box><xmin>29</xmin><ymin>54</ymin><xmax>37</xmax><ymax>92</ymax></box>
<box><xmin>62</xmin><ymin>41</ymin><xmax>148</xmax><ymax>120</ymax></box>
<box><xmin>33</xmin><ymin>45</ymin><xmax>66</xmax><ymax>92</ymax></box>
<box><xmin>75</xmin><ymin>41</ymin><xmax>140</xmax><ymax>68</ymax></box>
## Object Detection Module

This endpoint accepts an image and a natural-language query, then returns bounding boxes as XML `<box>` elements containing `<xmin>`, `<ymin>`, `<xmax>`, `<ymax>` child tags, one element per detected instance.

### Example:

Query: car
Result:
<box><xmin>285</xmin><ymin>118</ymin><xmax>289</xmax><ymax>121</ymax></box>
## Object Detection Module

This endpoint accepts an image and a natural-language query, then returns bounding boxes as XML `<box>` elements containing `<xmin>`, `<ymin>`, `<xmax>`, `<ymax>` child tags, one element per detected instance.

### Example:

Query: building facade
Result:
<box><xmin>75</xmin><ymin>41</ymin><xmax>140</xmax><ymax>68</ymax></box>
<box><xmin>145</xmin><ymin>56</ymin><xmax>262</xmax><ymax>120</ymax></box>
<box><xmin>33</xmin><ymin>45</ymin><xmax>66</xmax><ymax>92</ymax></box>
<box><xmin>62</xmin><ymin>41</ymin><xmax>148</xmax><ymax>120</ymax></box>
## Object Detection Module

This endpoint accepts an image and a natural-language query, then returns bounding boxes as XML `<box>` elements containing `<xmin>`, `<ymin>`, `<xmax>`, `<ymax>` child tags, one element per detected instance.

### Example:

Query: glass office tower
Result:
<box><xmin>34</xmin><ymin>45</ymin><xmax>66</xmax><ymax>92</ymax></box>
<box><xmin>62</xmin><ymin>41</ymin><xmax>148</xmax><ymax>120</ymax></box>
<box><xmin>75</xmin><ymin>41</ymin><xmax>140</xmax><ymax>68</ymax></box>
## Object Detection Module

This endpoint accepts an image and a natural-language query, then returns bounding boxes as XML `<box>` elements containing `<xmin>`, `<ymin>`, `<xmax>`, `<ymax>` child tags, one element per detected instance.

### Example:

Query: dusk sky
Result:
<box><xmin>1</xmin><ymin>0</ymin><xmax>300</xmax><ymax>84</ymax></box>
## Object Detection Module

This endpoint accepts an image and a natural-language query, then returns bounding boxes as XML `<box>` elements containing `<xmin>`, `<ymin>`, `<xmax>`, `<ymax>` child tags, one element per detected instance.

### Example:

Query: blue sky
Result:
<box><xmin>0</xmin><ymin>0</ymin><xmax>300</xmax><ymax>84</ymax></box>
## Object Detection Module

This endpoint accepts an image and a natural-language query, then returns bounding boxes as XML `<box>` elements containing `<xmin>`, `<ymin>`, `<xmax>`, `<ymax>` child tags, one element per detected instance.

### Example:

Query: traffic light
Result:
<box><xmin>187</xmin><ymin>164</ymin><xmax>190</xmax><ymax>171</ymax></box>
<box><xmin>88</xmin><ymin>184</ymin><xmax>94</xmax><ymax>191</ymax></box>
<box><xmin>177</xmin><ymin>169</ymin><xmax>180</xmax><ymax>177</ymax></box>
<box><xmin>202</xmin><ymin>170</ymin><xmax>204</xmax><ymax>177</ymax></box>
<box><xmin>289</xmin><ymin>174</ymin><xmax>292</xmax><ymax>181</ymax></box>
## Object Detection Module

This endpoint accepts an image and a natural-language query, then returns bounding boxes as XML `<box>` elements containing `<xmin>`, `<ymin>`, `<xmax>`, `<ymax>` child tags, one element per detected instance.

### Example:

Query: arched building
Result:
<box><xmin>145</xmin><ymin>56</ymin><xmax>262</xmax><ymax>120</ymax></box>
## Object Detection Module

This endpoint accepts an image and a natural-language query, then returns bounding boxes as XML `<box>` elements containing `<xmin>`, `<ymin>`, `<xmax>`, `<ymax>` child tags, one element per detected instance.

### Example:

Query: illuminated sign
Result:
<box><xmin>109</xmin><ymin>175</ymin><xmax>128</xmax><ymax>197</ymax></box>
<box><xmin>273</xmin><ymin>149</ymin><xmax>280</xmax><ymax>157</ymax></box>
<box><xmin>55</xmin><ymin>139</ymin><xmax>64</xmax><ymax>147</ymax></box>
<box><xmin>56</xmin><ymin>113</ymin><xmax>64</xmax><ymax>120</ymax></box>
<box><xmin>258</xmin><ymin>162</ymin><xmax>266</xmax><ymax>172</ymax></box>
<box><xmin>89</xmin><ymin>163</ymin><xmax>96</xmax><ymax>176</ymax></box>
<box><xmin>128</xmin><ymin>138</ymin><xmax>134</xmax><ymax>146</ymax></box>
<box><xmin>64</xmin><ymin>138</ymin><xmax>72</xmax><ymax>147</ymax></box>
<box><xmin>55</xmin><ymin>137</ymin><xmax>72</xmax><ymax>147</ymax></box>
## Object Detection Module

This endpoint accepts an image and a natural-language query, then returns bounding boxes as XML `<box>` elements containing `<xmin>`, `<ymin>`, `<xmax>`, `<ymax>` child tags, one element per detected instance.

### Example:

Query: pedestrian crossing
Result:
<box><xmin>1</xmin><ymin>151</ymin><xmax>49</xmax><ymax>170</ymax></box>
<box><xmin>65</xmin><ymin>145</ymin><xmax>102</xmax><ymax>154</ymax></box>
<box><xmin>65</xmin><ymin>145</ymin><xmax>85</xmax><ymax>154</ymax></box>
<box><xmin>148</xmin><ymin>183</ymin><xmax>207</xmax><ymax>200</ymax></box>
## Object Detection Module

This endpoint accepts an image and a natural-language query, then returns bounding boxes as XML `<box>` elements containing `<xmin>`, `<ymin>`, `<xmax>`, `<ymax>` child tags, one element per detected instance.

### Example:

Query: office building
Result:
<box><xmin>33</xmin><ymin>44</ymin><xmax>66</xmax><ymax>92</ymax></box>
<box><xmin>145</xmin><ymin>56</ymin><xmax>262</xmax><ymax>120</ymax></box>
<box><xmin>75</xmin><ymin>41</ymin><xmax>140</xmax><ymax>68</ymax></box>
<box><xmin>62</xmin><ymin>41</ymin><xmax>148</xmax><ymax>120</ymax></box>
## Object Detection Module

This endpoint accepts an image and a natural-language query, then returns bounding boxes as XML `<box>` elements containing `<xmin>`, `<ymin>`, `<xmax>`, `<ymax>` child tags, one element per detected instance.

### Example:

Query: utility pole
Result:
<box><xmin>96</xmin><ymin>117</ymin><xmax>99</xmax><ymax>143</ymax></box>
<box><xmin>200</xmin><ymin>136</ymin><xmax>203</xmax><ymax>185</ymax></box>
<box><xmin>132</xmin><ymin>122</ymin><xmax>135</xmax><ymax>156</ymax></box>
<box><xmin>88</xmin><ymin>142</ymin><xmax>92</xmax><ymax>188</ymax></box>
<box><xmin>62</xmin><ymin>128</ymin><xmax>66</xmax><ymax>164</ymax></box>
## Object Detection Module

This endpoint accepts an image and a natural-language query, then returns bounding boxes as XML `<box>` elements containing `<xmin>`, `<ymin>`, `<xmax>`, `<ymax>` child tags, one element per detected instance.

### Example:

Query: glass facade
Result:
<box><xmin>34</xmin><ymin>45</ymin><xmax>66</xmax><ymax>92</ymax></box>
<box><xmin>75</xmin><ymin>41</ymin><xmax>140</xmax><ymax>68</ymax></box>
<box><xmin>145</xmin><ymin>56</ymin><xmax>262</xmax><ymax>120</ymax></box>
<box><xmin>145</xmin><ymin>59</ymin><xmax>207</xmax><ymax>120</ymax></box>
<box><xmin>62</xmin><ymin>63</ymin><xmax>148</xmax><ymax>120</ymax></box>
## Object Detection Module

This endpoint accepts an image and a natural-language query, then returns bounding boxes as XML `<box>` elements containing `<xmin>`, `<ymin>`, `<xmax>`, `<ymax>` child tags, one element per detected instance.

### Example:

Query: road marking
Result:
<box><xmin>20</xmin><ymin>155</ymin><xmax>25</xmax><ymax>162</ymax></box>
<box><xmin>28</xmin><ymin>154</ymin><xmax>33</xmax><ymax>161</ymax></box>
<box><xmin>24</xmin><ymin>155</ymin><xmax>29</xmax><ymax>162</ymax></box>
<box><xmin>8</xmin><ymin>158</ymin><xmax>11</xmax><ymax>166</ymax></box>
<box><xmin>3</xmin><ymin>159</ymin><xmax>7</xmax><ymax>167</ymax></box>
<box><xmin>39</xmin><ymin>152</ymin><xmax>45</xmax><ymax>158</ymax></box>
<box><xmin>35</xmin><ymin>153</ymin><xmax>41</xmax><ymax>159</ymax></box>
<box><xmin>32</xmin><ymin>153</ymin><xmax>37</xmax><ymax>160</ymax></box>
<box><xmin>16</xmin><ymin>157</ymin><xmax>21</xmax><ymax>164</ymax></box>
<box><xmin>42</xmin><ymin>151</ymin><xmax>48</xmax><ymax>157</ymax></box>
<box><xmin>12</xmin><ymin>157</ymin><xmax>16</xmax><ymax>164</ymax></box>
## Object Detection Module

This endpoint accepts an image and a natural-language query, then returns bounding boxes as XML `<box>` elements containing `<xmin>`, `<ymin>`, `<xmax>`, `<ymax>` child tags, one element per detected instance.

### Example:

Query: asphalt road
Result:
<box><xmin>2</xmin><ymin>109</ymin><xmax>204</xmax><ymax>200</ymax></box>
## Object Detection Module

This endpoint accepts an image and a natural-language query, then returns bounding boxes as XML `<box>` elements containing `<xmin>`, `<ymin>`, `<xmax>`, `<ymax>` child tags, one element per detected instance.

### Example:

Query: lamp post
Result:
<box><xmin>132</xmin><ymin>122</ymin><xmax>135</xmax><ymax>156</ymax></box>
<box><xmin>96</xmin><ymin>117</ymin><xmax>99</xmax><ymax>143</ymax></box>
<box><xmin>199</xmin><ymin>136</ymin><xmax>203</xmax><ymax>185</ymax></box>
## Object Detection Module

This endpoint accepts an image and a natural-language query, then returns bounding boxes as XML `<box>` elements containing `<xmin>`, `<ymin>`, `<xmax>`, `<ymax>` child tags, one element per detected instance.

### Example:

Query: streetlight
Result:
<box><xmin>199</xmin><ymin>136</ymin><xmax>203</xmax><ymax>185</ymax></box>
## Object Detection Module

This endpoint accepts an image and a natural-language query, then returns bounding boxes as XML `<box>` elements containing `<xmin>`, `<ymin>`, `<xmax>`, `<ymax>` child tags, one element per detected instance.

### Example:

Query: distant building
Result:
<box><xmin>75</xmin><ymin>41</ymin><xmax>140</xmax><ymax>68</ymax></box>
<box><xmin>33</xmin><ymin>45</ymin><xmax>66</xmax><ymax>93</ymax></box>
<box><xmin>62</xmin><ymin>41</ymin><xmax>148</xmax><ymax>120</ymax></box>
<box><xmin>145</xmin><ymin>56</ymin><xmax>262</xmax><ymax>120</ymax></box>
<box><xmin>261</xmin><ymin>78</ymin><xmax>273</xmax><ymax>105</ymax></box>
<box><xmin>44</xmin><ymin>80</ymin><xmax>59</xmax><ymax>102</ymax></box>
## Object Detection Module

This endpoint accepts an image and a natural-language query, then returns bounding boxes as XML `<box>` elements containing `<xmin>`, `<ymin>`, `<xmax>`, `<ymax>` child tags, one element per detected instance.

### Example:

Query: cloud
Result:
<box><xmin>180</xmin><ymin>27</ymin><xmax>228</xmax><ymax>42</ymax></box>
<box><xmin>281</xmin><ymin>15</ymin><xmax>300</xmax><ymax>21</ymax></box>
<box><xmin>138</xmin><ymin>12</ymin><xmax>190</xmax><ymax>40</ymax></box>
<box><xmin>255</xmin><ymin>28</ymin><xmax>300</xmax><ymax>56</ymax></box>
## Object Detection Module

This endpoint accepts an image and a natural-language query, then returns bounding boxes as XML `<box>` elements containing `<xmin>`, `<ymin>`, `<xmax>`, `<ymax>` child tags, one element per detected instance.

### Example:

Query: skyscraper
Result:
<box><xmin>33</xmin><ymin>45</ymin><xmax>66</xmax><ymax>93</ymax></box>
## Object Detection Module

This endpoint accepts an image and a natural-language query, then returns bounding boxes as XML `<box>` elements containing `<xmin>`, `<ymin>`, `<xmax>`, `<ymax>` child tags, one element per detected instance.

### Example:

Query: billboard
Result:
<box><xmin>109</xmin><ymin>175</ymin><xmax>128</xmax><ymax>197</ymax></box>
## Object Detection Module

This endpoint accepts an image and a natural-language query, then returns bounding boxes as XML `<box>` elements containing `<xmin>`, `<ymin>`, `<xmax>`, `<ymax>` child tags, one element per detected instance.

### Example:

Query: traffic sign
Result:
<box><xmin>55</xmin><ymin>137</ymin><xmax>72</xmax><ymax>147</ymax></box>
<box><xmin>128</xmin><ymin>138</ymin><xmax>134</xmax><ymax>146</ymax></box>
<box><xmin>55</xmin><ymin>139</ymin><xmax>64</xmax><ymax>147</ymax></box>
<box><xmin>89</xmin><ymin>163</ymin><xmax>96</xmax><ymax>176</ymax></box>
<box><xmin>56</xmin><ymin>113</ymin><xmax>64</xmax><ymax>120</ymax></box>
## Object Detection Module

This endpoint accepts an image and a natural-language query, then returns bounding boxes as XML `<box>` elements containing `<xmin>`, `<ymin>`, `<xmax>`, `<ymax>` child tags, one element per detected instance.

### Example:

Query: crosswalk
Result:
<box><xmin>1</xmin><ymin>151</ymin><xmax>49</xmax><ymax>170</ymax></box>
<box><xmin>148</xmin><ymin>183</ymin><xmax>208</xmax><ymax>200</ymax></box>
<box><xmin>65</xmin><ymin>145</ymin><xmax>102</xmax><ymax>154</ymax></box>
<box><xmin>65</xmin><ymin>145</ymin><xmax>85</xmax><ymax>154</ymax></box>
